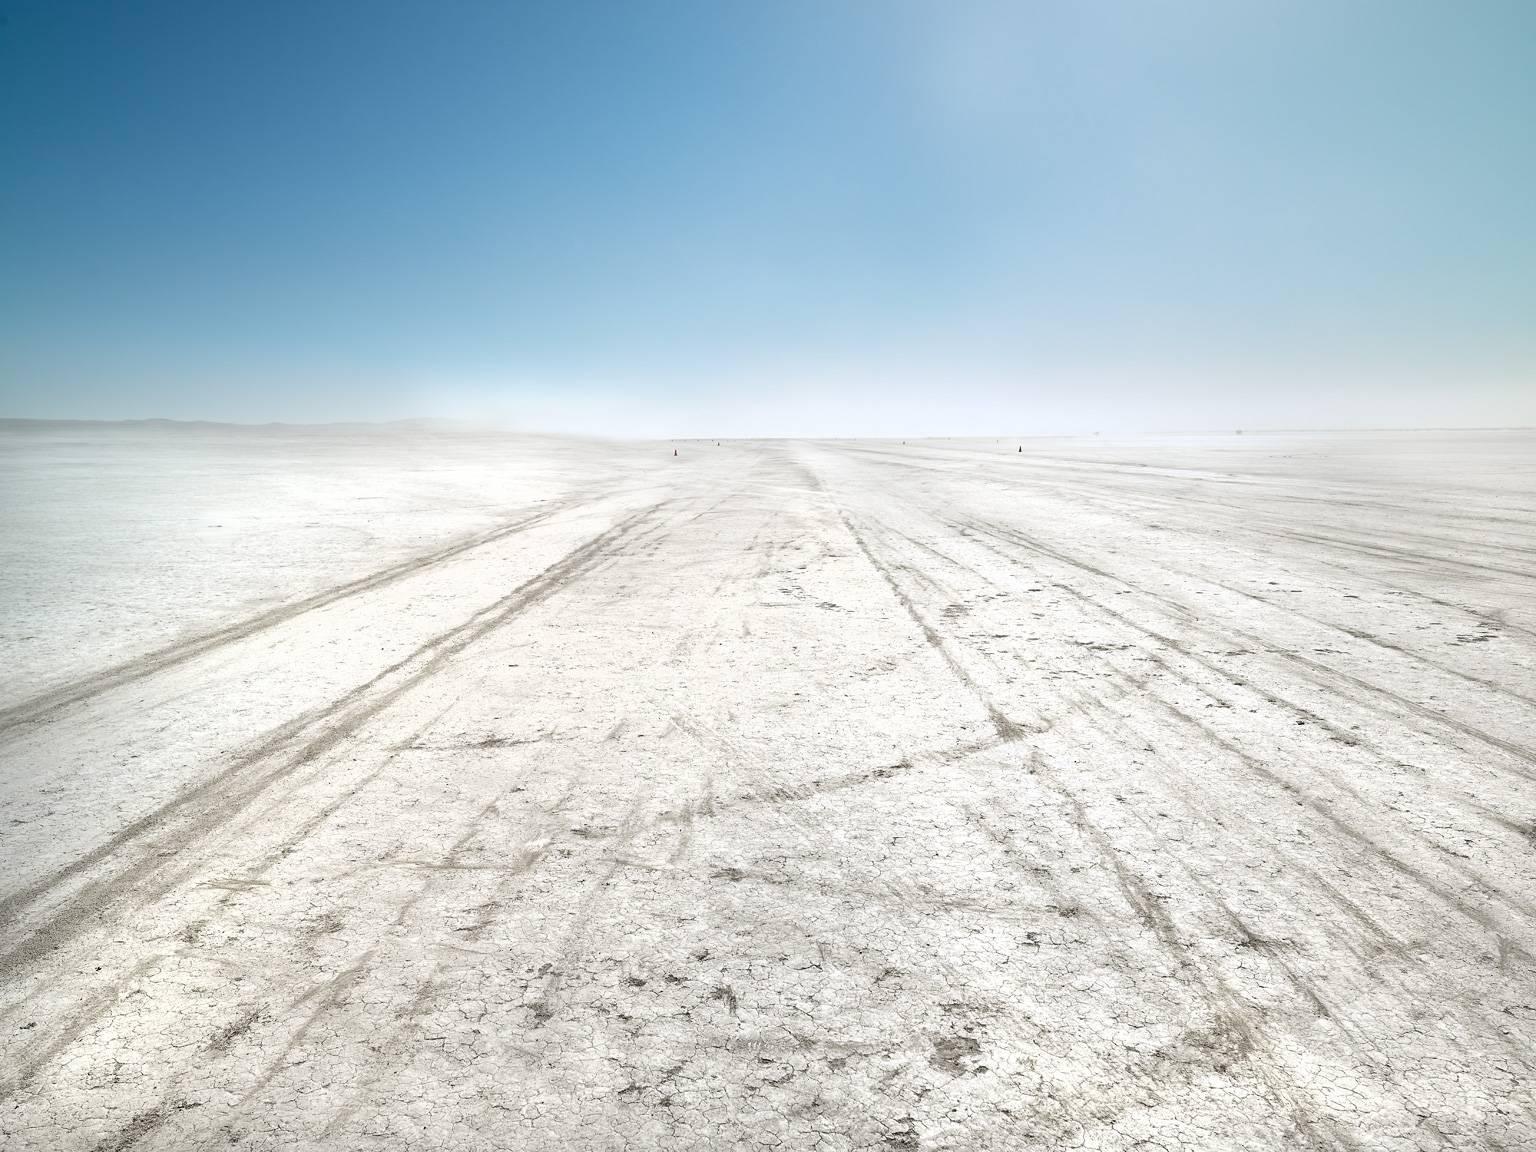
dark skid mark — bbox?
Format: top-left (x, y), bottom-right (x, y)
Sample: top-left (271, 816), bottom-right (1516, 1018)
top-left (89, 1101), bottom-right (196, 1152)
top-left (929, 1034), bottom-right (983, 1075)
top-left (206, 1007), bottom-right (264, 1053)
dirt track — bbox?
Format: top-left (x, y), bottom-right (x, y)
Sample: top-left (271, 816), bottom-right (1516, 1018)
top-left (2, 430), bottom-right (1534, 1150)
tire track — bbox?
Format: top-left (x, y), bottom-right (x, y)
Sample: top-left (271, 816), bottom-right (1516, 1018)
top-left (1074, 688), bottom-right (1536, 1076)
top-left (0, 492), bottom-right (595, 737)
top-left (837, 445), bottom-right (1536, 638)
top-left (942, 515), bottom-right (1536, 941)
top-left (959, 515), bottom-right (1536, 778)
top-left (977, 749), bottom-right (1348, 1151)
top-left (0, 503), bottom-right (664, 985)
top-left (809, 463), bottom-right (1536, 971)
top-left (831, 508), bottom-right (1027, 743)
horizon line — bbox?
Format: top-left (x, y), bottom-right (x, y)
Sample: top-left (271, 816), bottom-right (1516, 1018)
top-left (2, 416), bottom-right (1534, 439)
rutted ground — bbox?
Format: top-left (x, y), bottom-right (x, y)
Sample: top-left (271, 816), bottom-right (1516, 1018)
top-left (1, 429), bottom-right (1534, 1150)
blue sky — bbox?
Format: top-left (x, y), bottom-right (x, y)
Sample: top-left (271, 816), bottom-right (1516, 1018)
top-left (2, 1), bottom-right (1532, 434)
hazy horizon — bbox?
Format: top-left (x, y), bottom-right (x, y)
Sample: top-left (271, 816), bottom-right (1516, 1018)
top-left (8, 414), bottom-right (1536, 441)
top-left (3, 1), bottom-right (1533, 436)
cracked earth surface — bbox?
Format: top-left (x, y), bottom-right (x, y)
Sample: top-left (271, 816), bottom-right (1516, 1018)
top-left (2, 428), bottom-right (1534, 1150)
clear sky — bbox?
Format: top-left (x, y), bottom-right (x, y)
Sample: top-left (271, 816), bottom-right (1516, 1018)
top-left (2, 1), bottom-right (1532, 436)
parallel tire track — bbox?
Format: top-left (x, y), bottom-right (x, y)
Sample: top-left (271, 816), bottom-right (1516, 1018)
top-left (0, 494), bottom-right (594, 738)
top-left (0, 503), bottom-right (663, 992)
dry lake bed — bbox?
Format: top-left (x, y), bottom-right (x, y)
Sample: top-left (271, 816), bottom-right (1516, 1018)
top-left (2, 421), bottom-right (1534, 1151)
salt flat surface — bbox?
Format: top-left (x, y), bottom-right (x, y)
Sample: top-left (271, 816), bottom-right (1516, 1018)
top-left (0, 421), bottom-right (651, 708)
top-left (1, 425), bottom-right (1534, 1150)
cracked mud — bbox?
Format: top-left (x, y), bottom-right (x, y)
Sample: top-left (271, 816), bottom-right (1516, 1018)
top-left (2, 426), bottom-right (1534, 1150)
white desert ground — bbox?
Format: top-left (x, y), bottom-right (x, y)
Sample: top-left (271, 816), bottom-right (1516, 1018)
top-left (1, 420), bottom-right (1534, 1151)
